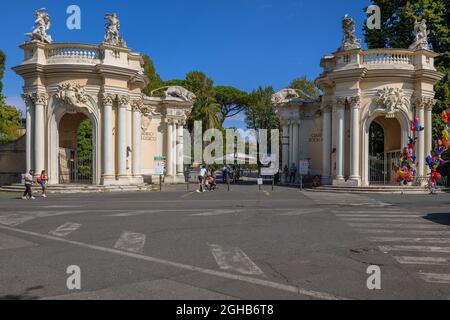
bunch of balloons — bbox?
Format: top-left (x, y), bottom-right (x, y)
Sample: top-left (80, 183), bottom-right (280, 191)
top-left (395, 136), bottom-right (418, 185)
top-left (425, 107), bottom-right (450, 190)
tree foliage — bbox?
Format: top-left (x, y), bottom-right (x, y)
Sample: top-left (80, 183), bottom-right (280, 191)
top-left (245, 86), bottom-right (279, 131)
top-left (288, 77), bottom-right (321, 99)
top-left (363, 0), bottom-right (450, 138)
top-left (214, 86), bottom-right (249, 126)
top-left (142, 55), bottom-right (163, 96)
top-left (0, 105), bottom-right (22, 144)
top-left (0, 50), bottom-right (5, 106)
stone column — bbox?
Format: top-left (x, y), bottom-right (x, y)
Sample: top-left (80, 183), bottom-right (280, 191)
top-left (101, 94), bottom-right (115, 185)
top-left (289, 123), bottom-right (294, 166)
top-left (416, 102), bottom-right (425, 178)
top-left (33, 93), bottom-right (47, 175)
top-left (177, 121), bottom-right (185, 177)
top-left (281, 121), bottom-right (290, 183)
top-left (22, 94), bottom-right (34, 173)
top-left (292, 121), bottom-right (300, 181)
top-left (322, 104), bottom-right (332, 184)
top-left (166, 119), bottom-right (175, 177)
top-left (334, 98), bottom-right (346, 183)
top-left (132, 100), bottom-right (143, 184)
top-left (117, 95), bottom-right (129, 183)
top-left (349, 96), bottom-right (361, 185)
top-left (424, 99), bottom-right (435, 174)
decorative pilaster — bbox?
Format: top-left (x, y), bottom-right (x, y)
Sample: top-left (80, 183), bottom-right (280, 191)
top-left (22, 94), bottom-right (35, 173)
top-left (349, 96), bottom-right (361, 185)
top-left (101, 93), bottom-right (115, 185)
top-left (321, 102), bottom-right (332, 185)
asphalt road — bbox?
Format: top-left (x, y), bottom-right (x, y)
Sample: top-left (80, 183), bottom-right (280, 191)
top-left (0, 185), bottom-right (449, 300)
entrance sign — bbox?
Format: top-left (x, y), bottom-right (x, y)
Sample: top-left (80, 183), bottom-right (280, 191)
top-left (257, 178), bottom-right (263, 185)
top-left (154, 156), bottom-right (166, 176)
top-left (299, 160), bottom-right (310, 176)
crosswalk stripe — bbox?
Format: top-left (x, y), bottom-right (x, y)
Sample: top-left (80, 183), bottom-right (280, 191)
top-left (368, 237), bottom-right (450, 244)
top-left (348, 223), bottom-right (446, 229)
top-left (355, 229), bottom-right (450, 236)
top-left (209, 244), bottom-right (264, 276)
top-left (394, 256), bottom-right (449, 265)
top-left (337, 214), bottom-right (422, 218)
top-left (114, 232), bottom-right (146, 253)
top-left (418, 273), bottom-right (450, 284)
top-left (379, 245), bottom-right (450, 253)
top-left (342, 218), bottom-right (424, 223)
top-left (49, 223), bottom-right (82, 237)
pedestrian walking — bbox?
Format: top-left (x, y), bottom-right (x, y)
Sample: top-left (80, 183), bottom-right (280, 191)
top-left (290, 163), bottom-right (297, 184)
top-left (197, 165), bottom-right (207, 193)
top-left (38, 170), bottom-right (48, 198)
top-left (22, 170), bottom-right (35, 200)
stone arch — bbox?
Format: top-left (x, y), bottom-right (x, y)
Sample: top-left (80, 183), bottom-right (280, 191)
top-left (361, 100), bottom-right (411, 186)
top-left (47, 94), bottom-right (101, 185)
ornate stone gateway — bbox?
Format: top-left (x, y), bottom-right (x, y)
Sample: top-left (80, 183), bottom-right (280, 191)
top-left (274, 16), bottom-right (443, 187)
top-left (13, 10), bottom-right (195, 186)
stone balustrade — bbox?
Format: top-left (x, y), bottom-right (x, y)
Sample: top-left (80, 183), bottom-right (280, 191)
top-left (361, 49), bottom-right (414, 66)
top-left (324, 48), bottom-right (437, 72)
top-left (46, 43), bottom-right (103, 64)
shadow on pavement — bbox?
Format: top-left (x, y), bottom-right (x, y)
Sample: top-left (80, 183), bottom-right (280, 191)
top-left (423, 213), bottom-right (450, 226)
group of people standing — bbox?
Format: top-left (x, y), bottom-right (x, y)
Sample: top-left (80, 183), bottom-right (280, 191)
top-left (197, 166), bottom-right (217, 193)
top-left (22, 169), bottom-right (48, 200)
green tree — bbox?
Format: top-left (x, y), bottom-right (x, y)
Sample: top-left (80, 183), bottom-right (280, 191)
top-left (214, 86), bottom-right (249, 127)
top-left (142, 55), bottom-right (163, 96)
top-left (288, 77), bottom-right (321, 99)
top-left (0, 50), bottom-right (5, 106)
top-left (76, 119), bottom-right (93, 177)
top-left (363, 0), bottom-right (450, 138)
top-left (0, 105), bottom-right (22, 144)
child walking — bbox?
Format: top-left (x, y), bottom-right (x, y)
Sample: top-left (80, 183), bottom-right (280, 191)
top-left (39, 170), bottom-right (48, 198)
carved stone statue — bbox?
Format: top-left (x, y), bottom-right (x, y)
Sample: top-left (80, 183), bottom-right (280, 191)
top-left (104, 13), bottom-right (127, 47)
top-left (55, 83), bottom-right (88, 113)
top-left (151, 86), bottom-right (196, 102)
top-left (25, 8), bottom-right (53, 44)
top-left (271, 89), bottom-right (300, 105)
top-left (377, 88), bottom-right (408, 118)
top-left (409, 19), bottom-right (430, 50)
top-left (339, 15), bottom-right (361, 51)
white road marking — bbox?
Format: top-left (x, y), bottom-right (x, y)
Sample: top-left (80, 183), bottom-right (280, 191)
top-left (190, 210), bottom-right (238, 217)
top-left (342, 218), bottom-right (424, 223)
top-left (208, 244), bottom-right (264, 276)
top-left (394, 256), bottom-right (449, 266)
top-left (379, 245), bottom-right (450, 253)
top-left (276, 208), bottom-right (324, 216)
top-left (355, 229), bottom-right (450, 236)
top-left (418, 273), bottom-right (450, 284)
top-left (114, 232), bottom-right (146, 253)
top-left (368, 237), bottom-right (450, 244)
top-left (0, 215), bottom-right (36, 227)
top-left (348, 223), bottom-right (446, 229)
top-left (49, 223), bottom-right (82, 237)
top-left (0, 224), bottom-right (346, 300)
top-left (337, 214), bottom-right (422, 218)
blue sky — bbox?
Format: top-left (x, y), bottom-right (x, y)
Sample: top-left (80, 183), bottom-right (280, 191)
top-left (1, 0), bottom-right (370, 127)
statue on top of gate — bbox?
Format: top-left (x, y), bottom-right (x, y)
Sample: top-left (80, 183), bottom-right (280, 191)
top-left (104, 13), bottom-right (127, 47)
top-left (409, 19), bottom-right (430, 51)
top-left (339, 15), bottom-right (361, 51)
top-left (25, 8), bottom-right (53, 44)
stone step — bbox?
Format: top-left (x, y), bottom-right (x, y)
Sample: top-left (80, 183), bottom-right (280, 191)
top-left (306, 185), bottom-right (442, 195)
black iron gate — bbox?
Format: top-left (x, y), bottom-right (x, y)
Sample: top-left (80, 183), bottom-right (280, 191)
top-left (369, 151), bottom-right (401, 185)
top-left (59, 148), bottom-right (93, 185)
